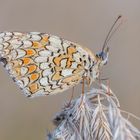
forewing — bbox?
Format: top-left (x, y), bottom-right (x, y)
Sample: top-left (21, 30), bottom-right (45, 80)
top-left (0, 32), bottom-right (85, 97)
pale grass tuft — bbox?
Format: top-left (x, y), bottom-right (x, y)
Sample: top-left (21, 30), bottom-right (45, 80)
top-left (47, 84), bottom-right (140, 140)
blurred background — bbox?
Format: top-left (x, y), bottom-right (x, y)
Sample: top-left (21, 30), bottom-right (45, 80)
top-left (0, 0), bottom-right (140, 140)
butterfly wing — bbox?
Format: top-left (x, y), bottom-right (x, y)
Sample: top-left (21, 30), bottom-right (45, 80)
top-left (0, 32), bottom-right (85, 97)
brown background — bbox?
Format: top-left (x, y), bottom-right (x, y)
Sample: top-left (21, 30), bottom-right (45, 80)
top-left (0, 0), bottom-right (140, 140)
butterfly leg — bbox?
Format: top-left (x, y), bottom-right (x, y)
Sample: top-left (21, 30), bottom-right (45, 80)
top-left (89, 76), bottom-right (110, 103)
top-left (85, 77), bottom-right (90, 91)
top-left (66, 86), bottom-right (75, 107)
top-left (97, 77), bottom-right (112, 96)
top-left (82, 77), bottom-right (85, 95)
top-left (79, 77), bottom-right (86, 107)
top-left (106, 79), bottom-right (112, 96)
top-left (71, 86), bottom-right (75, 101)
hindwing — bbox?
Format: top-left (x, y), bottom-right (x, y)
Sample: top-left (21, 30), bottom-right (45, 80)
top-left (0, 32), bottom-right (86, 97)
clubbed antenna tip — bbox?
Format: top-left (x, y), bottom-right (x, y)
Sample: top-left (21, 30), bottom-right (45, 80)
top-left (118, 15), bottom-right (122, 19)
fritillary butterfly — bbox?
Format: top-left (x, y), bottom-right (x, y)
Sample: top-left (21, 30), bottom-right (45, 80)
top-left (0, 16), bottom-right (122, 97)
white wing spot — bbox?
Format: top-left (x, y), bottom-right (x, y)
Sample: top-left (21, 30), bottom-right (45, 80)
top-left (61, 69), bottom-right (73, 77)
top-left (4, 36), bottom-right (11, 42)
top-left (30, 32), bottom-right (41, 35)
top-left (0, 44), bottom-right (4, 50)
top-left (20, 67), bottom-right (28, 76)
top-left (5, 32), bottom-right (13, 36)
top-left (45, 45), bottom-right (59, 52)
top-left (22, 77), bottom-right (29, 87)
top-left (16, 49), bottom-right (26, 58)
top-left (71, 62), bottom-right (78, 69)
top-left (14, 32), bottom-right (23, 36)
top-left (0, 32), bottom-right (5, 37)
top-left (40, 77), bottom-right (49, 86)
top-left (40, 62), bottom-right (50, 70)
top-left (23, 40), bottom-right (32, 48)
top-left (60, 58), bottom-right (67, 68)
top-left (49, 36), bottom-right (62, 49)
top-left (31, 89), bottom-right (46, 98)
top-left (31, 35), bottom-right (42, 41)
top-left (10, 39), bottom-right (22, 49)
top-left (39, 50), bottom-right (51, 56)
top-left (42, 69), bottom-right (52, 77)
top-left (17, 77), bottom-right (29, 88)
top-left (35, 56), bottom-right (48, 63)
top-left (0, 38), bottom-right (3, 43)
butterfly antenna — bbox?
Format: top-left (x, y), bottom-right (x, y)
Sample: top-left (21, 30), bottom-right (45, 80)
top-left (102, 15), bottom-right (122, 52)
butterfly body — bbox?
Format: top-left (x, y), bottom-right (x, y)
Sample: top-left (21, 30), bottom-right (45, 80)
top-left (0, 32), bottom-right (103, 97)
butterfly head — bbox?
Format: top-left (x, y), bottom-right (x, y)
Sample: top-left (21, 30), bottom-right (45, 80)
top-left (88, 47), bottom-right (109, 83)
top-left (96, 47), bottom-right (109, 66)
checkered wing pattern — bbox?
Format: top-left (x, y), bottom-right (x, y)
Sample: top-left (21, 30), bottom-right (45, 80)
top-left (0, 32), bottom-right (87, 97)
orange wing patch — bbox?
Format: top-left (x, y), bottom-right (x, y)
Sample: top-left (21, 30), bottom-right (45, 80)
top-left (29, 83), bottom-right (38, 93)
top-left (33, 36), bottom-right (49, 48)
top-left (33, 42), bottom-right (42, 48)
top-left (15, 67), bottom-right (21, 76)
top-left (66, 57), bottom-right (73, 68)
top-left (67, 46), bottom-right (77, 55)
top-left (30, 73), bottom-right (39, 82)
top-left (53, 55), bottom-right (63, 66)
top-left (22, 57), bottom-right (32, 65)
top-left (41, 36), bottom-right (49, 45)
top-left (52, 71), bottom-right (62, 81)
top-left (26, 49), bottom-right (36, 57)
top-left (28, 64), bottom-right (37, 74)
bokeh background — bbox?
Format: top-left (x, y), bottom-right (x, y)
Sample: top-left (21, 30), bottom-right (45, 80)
top-left (0, 0), bottom-right (140, 140)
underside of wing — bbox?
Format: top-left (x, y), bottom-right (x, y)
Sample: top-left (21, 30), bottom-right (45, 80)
top-left (0, 32), bottom-right (85, 97)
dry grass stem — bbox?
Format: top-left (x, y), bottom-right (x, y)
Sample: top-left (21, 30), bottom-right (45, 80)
top-left (48, 84), bottom-right (140, 140)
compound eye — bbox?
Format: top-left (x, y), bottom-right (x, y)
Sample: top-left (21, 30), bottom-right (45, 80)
top-left (96, 52), bottom-right (105, 60)
top-left (102, 52), bottom-right (107, 60)
top-left (96, 53), bottom-right (101, 58)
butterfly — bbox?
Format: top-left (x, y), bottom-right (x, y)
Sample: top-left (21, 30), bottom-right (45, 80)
top-left (0, 16), bottom-right (122, 97)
